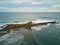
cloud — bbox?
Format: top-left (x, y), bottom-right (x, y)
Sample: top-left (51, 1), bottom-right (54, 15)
top-left (0, 6), bottom-right (49, 12)
top-left (0, 0), bottom-right (31, 3)
top-left (0, 7), bottom-right (59, 12)
top-left (31, 1), bottom-right (44, 4)
top-left (0, 0), bottom-right (60, 12)
top-left (52, 4), bottom-right (60, 8)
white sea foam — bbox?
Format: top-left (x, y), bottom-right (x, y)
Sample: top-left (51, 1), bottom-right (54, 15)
top-left (32, 19), bottom-right (54, 24)
top-left (0, 24), bottom-right (5, 27)
top-left (0, 30), bottom-right (24, 45)
top-left (59, 23), bottom-right (60, 25)
top-left (31, 25), bottom-right (48, 31)
top-left (6, 21), bottom-right (29, 24)
top-left (31, 19), bottom-right (55, 31)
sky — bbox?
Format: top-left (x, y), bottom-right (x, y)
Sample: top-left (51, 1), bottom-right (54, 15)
top-left (0, 0), bottom-right (60, 12)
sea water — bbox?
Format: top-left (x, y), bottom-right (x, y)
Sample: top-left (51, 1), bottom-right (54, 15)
top-left (0, 12), bottom-right (60, 45)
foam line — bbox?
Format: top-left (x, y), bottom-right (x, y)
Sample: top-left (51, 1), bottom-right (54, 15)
top-left (32, 19), bottom-right (54, 24)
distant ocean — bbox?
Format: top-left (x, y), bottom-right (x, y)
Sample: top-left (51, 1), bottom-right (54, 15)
top-left (0, 12), bottom-right (60, 45)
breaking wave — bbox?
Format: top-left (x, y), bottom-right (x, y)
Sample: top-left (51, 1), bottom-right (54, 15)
top-left (32, 19), bottom-right (54, 24)
top-left (31, 19), bottom-right (56, 31)
top-left (0, 29), bottom-right (24, 45)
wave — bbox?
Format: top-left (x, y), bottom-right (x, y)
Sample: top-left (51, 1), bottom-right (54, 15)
top-left (31, 19), bottom-right (60, 31)
top-left (31, 25), bottom-right (47, 31)
top-left (31, 19), bottom-right (56, 31)
top-left (32, 19), bottom-right (54, 24)
top-left (0, 29), bottom-right (24, 45)
top-left (31, 23), bottom-right (53, 31)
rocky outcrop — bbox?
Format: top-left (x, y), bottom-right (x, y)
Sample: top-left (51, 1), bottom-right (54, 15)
top-left (0, 21), bottom-right (57, 30)
top-left (0, 21), bottom-right (58, 36)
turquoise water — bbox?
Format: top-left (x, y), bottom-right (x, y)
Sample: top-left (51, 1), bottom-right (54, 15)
top-left (0, 12), bottom-right (60, 45)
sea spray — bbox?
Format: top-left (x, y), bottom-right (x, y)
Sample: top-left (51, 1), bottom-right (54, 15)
top-left (32, 19), bottom-right (54, 24)
top-left (31, 25), bottom-right (51, 31)
top-left (0, 29), bottom-right (24, 45)
top-left (31, 19), bottom-right (57, 31)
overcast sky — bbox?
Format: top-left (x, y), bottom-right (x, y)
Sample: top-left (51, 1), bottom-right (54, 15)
top-left (0, 0), bottom-right (60, 12)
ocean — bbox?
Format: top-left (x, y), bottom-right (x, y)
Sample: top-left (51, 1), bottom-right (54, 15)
top-left (0, 12), bottom-right (60, 45)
